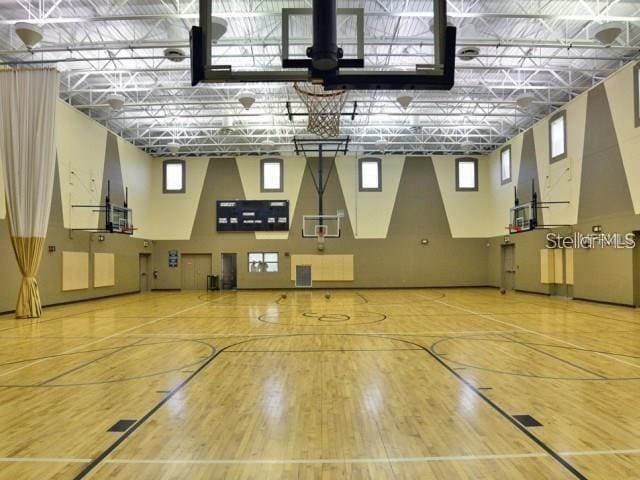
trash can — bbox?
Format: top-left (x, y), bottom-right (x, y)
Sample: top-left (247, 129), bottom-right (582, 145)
top-left (207, 275), bottom-right (219, 291)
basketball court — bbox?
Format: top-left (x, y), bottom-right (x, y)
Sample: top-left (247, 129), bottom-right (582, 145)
top-left (1, 1), bottom-right (640, 479)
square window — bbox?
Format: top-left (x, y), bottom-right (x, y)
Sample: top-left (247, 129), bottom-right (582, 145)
top-left (261, 159), bottom-right (283, 192)
top-left (248, 252), bottom-right (278, 273)
top-left (456, 158), bottom-right (478, 191)
top-left (549, 111), bottom-right (567, 162)
top-left (501, 147), bottom-right (511, 184)
top-left (359, 158), bottom-right (382, 191)
top-left (163, 160), bottom-right (185, 193)
top-left (264, 253), bottom-right (278, 263)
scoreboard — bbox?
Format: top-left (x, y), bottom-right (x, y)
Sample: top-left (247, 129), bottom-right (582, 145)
top-left (216, 200), bottom-right (289, 232)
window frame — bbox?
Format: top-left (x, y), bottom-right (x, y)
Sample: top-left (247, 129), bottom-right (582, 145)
top-left (247, 252), bottom-right (279, 273)
top-left (634, 62), bottom-right (640, 128)
top-left (500, 145), bottom-right (512, 185)
top-left (455, 157), bottom-right (478, 192)
top-left (358, 157), bottom-right (382, 192)
top-left (162, 159), bottom-right (186, 194)
top-left (548, 110), bottom-right (567, 163)
top-left (260, 158), bottom-right (284, 193)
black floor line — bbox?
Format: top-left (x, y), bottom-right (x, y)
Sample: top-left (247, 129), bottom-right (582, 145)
top-left (72, 331), bottom-right (590, 480)
top-left (410, 341), bottom-right (588, 479)
top-left (499, 334), bottom-right (607, 380)
top-left (39, 338), bottom-right (148, 386)
top-left (72, 340), bottom-right (233, 479)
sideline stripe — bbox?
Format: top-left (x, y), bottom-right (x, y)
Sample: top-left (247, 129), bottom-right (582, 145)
top-left (2, 448), bottom-right (639, 465)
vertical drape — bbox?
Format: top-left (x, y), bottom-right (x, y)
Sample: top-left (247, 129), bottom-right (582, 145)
top-left (0, 68), bottom-right (59, 318)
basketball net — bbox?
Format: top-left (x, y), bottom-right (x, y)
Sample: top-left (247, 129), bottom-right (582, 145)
top-left (317, 229), bottom-right (326, 251)
top-left (294, 82), bottom-right (348, 138)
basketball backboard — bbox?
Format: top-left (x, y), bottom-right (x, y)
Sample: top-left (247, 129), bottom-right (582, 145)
top-left (192, 0), bottom-right (456, 90)
top-left (509, 203), bottom-right (536, 234)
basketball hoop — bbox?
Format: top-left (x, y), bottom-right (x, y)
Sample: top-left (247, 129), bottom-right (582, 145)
top-left (316, 224), bottom-right (327, 251)
top-left (294, 82), bottom-right (348, 138)
top-left (121, 225), bottom-right (137, 235)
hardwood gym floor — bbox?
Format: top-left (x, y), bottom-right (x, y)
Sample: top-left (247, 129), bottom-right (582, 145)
top-left (0, 289), bottom-right (638, 480)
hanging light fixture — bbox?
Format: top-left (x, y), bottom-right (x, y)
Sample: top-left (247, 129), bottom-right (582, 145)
top-left (396, 95), bottom-right (413, 110)
top-left (515, 92), bottom-right (536, 110)
top-left (15, 22), bottom-right (43, 49)
top-left (105, 93), bottom-right (126, 110)
top-left (238, 91), bottom-right (256, 110)
top-left (167, 142), bottom-right (181, 155)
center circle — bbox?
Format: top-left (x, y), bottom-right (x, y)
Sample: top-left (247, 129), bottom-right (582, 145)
top-left (259, 310), bottom-right (386, 326)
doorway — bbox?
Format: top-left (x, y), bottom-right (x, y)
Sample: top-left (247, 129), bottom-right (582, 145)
top-left (501, 244), bottom-right (516, 291)
top-left (181, 254), bottom-right (212, 290)
top-left (221, 253), bottom-right (237, 290)
top-left (139, 253), bottom-right (151, 292)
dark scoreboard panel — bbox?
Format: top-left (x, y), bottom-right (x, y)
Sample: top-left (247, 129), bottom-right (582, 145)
top-left (217, 200), bottom-right (289, 232)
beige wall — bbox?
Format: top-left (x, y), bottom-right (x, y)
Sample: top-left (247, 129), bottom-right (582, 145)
top-left (484, 61), bottom-right (640, 304)
top-left (146, 156), bottom-right (209, 240)
top-left (605, 63), bottom-right (640, 214)
top-left (433, 155), bottom-right (491, 238)
top-left (0, 100), bottom-right (154, 313)
top-left (150, 156), bottom-right (490, 290)
top-left (3, 62), bottom-right (640, 307)
top-left (336, 155), bottom-right (405, 239)
top-left (55, 101), bottom-right (108, 230)
top-left (236, 155), bottom-right (306, 240)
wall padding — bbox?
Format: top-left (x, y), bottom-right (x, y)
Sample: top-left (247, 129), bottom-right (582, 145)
top-left (290, 254), bottom-right (354, 282)
top-left (540, 249), bottom-right (555, 284)
top-left (94, 253), bottom-right (115, 288)
top-left (62, 251), bottom-right (89, 291)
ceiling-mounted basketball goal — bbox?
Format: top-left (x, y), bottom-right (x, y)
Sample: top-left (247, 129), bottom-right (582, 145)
top-left (191, 0), bottom-right (456, 91)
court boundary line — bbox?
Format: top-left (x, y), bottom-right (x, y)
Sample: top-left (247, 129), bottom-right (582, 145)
top-left (3, 446), bottom-right (640, 466)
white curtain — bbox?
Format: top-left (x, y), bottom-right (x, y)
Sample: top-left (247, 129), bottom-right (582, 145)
top-left (0, 68), bottom-right (59, 318)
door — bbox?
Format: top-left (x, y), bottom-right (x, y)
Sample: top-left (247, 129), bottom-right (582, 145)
top-left (501, 244), bottom-right (516, 291)
top-left (221, 253), bottom-right (237, 290)
top-left (181, 254), bottom-right (212, 290)
top-left (139, 254), bottom-right (151, 292)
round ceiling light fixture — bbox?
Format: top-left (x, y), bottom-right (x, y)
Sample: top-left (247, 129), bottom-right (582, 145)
top-left (262, 139), bottom-right (276, 151)
top-left (593, 23), bottom-right (623, 46)
top-left (238, 91), bottom-right (256, 110)
top-left (167, 142), bottom-right (181, 155)
top-left (105, 93), bottom-right (126, 110)
top-left (457, 46), bottom-right (480, 61)
top-left (397, 95), bottom-right (413, 110)
top-left (461, 141), bottom-right (474, 152)
top-left (515, 92), bottom-right (536, 110)
top-left (15, 22), bottom-right (43, 49)
top-left (376, 139), bottom-right (389, 151)
top-left (163, 47), bottom-right (186, 63)
top-left (211, 16), bottom-right (228, 43)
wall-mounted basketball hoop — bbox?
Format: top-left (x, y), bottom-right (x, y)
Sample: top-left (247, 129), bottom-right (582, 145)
top-left (508, 179), bottom-right (570, 234)
top-left (71, 180), bottom-right (135, 236)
